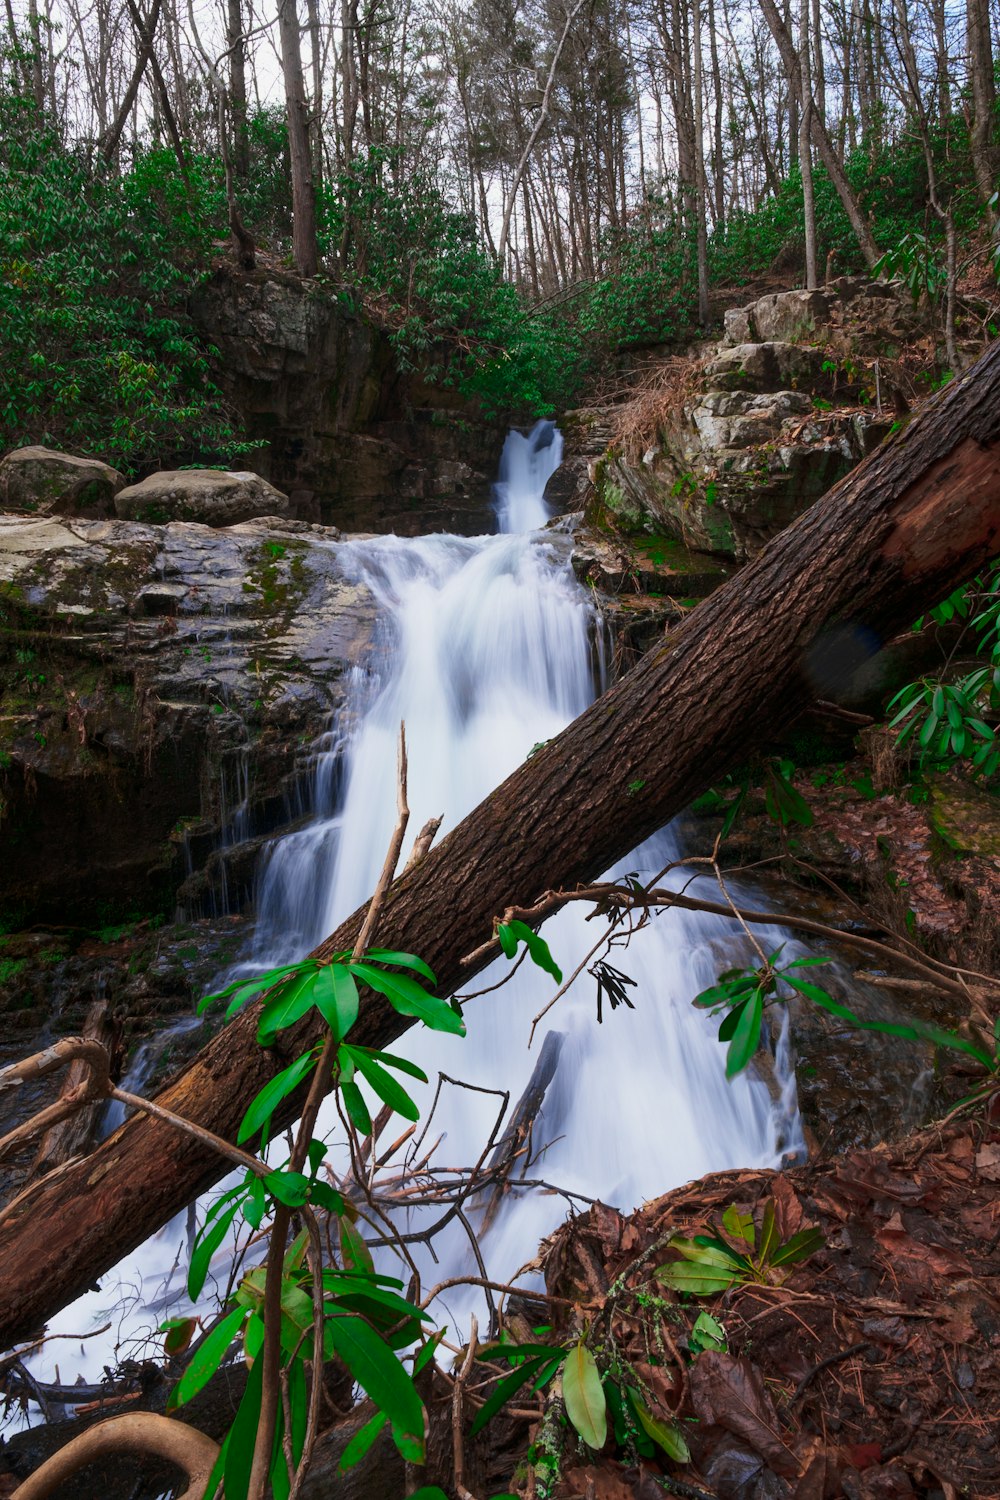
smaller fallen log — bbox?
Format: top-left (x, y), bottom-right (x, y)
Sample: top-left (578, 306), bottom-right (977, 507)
top-left (481, 1029), bottom-right (565, 1232)
top-left (11, 1412), bottom-right (219, 1500)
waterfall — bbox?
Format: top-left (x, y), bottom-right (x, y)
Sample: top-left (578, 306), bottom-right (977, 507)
top-left (244, 420), bottom-right (799, 1306)
top-left (21, 422), bottom-right (802, 1396)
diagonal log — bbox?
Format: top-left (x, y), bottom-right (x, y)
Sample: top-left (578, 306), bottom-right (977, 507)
top-left (3, 343), bottom-right (1000, 1347)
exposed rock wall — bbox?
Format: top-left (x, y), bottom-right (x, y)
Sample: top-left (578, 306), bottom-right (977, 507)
top-left (190, 267), bottom-right (506, 534)
top-left (0, 513), bottom-right (375, 924)
top-left (576, 278), bottom-right (937, 560)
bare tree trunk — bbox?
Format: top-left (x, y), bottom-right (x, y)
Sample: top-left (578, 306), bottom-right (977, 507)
top-left (100, 0), bottom-right (164, 164)
top-left (496, 0), bottom-right (584, 266)
top-left (800, 0), bottom-right (819, 287)
top-left (760, 0), bottom-right (881, 266)
top-left (279, 0), bottom-right (318, 276)
top-left (5, 340), bottom-right (1000, 1348)
top-left (967, 0), bottom-right (999, 227)
top-left (227, 0), bottom-right (250, 176)
top-left (692, 0), bottom-right (710, 327)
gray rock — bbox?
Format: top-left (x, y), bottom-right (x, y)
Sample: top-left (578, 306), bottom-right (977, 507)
top-left (750, 288), bottom-right (833, 343)
top-left (722, 306), bottom-right (754, 346)
top-left (114, 469), bottom-right (289, 527)
top-left (0, 445), bottom-right (124, 517)
top-left (0, 514), bottom-right (375, 923)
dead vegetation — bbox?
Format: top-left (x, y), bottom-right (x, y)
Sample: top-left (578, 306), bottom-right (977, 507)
top-left (539, 1116), bottom-right (1000, 1500)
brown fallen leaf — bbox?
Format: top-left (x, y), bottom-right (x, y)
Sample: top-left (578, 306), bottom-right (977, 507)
top-left (771, 1175), bottom-right (803, 1240)
top-left (688, 1351), bottom-right (800, 1478)
top-left (975, 1144), bottom-right (1000, 1182)
top-left (561, 1463), bottom-right (633, 1500)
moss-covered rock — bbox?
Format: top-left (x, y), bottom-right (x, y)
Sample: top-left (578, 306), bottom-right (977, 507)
top-left (0, 512), bottom-right (375, 925)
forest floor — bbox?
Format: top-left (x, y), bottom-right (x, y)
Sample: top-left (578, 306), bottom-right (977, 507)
top-left (541, 1114), bottom-right (1000, 1500)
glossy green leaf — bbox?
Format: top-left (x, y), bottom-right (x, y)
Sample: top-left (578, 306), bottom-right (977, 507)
top-left (497, 923), bottom-right (519, 959)
top-left (265, 1169), bottom-right (312, 1208)
top-left (722, 1205), bottom-right (755, 1249)
top-left (188, 1199), bottom-right (243, 1301)
top-left (361, 1047), bottom-right (429, 1083)
top-left (325, 1315), bottom-right (425, 1458)
top-left (257, 970), bottom-right (320, 1045)
top-left (242, 1175), bottom-right (266, 1230)
top-left (340, 1215), bottom-right (375, 1274)
top-left (169, 1304), bottom-right (246, 1411)
top-left (312, 963), bottom-right (359, 1041)
top-left (341, 1078), bottom-right (373, 1135)
top-left (631, 1397), bottom-right (690, 1462)
top-left (782, 976), bottom-right (860, 1022)
top-left (562, 1341), bottom-right (606, 1449)
top-left (348, 963), bottom-right (466, 1036)
top-left (688, 1311), bottom-right (727, 1353)
top-left (365, 949), bottom-right (438, 985)
top-left (469, 1355), bottom-right (548, 1435)
top-left (237, 1049), bottom-right (318, 1144)
top-left (343, 1045), bottom-right (420, 1121)
top-left (224, 1340), bottom-right (264, 1499)
top-left (768, 1226), bottom-right (825, 1268)
top-left (505, 919), bottom-right (563, 982)
top-left (198, 962), bottom-right (309, 1016)
top-left (725, 988), bottom-right (762, 1077)
top-left (339, 1410), bottom-right (388, 1472)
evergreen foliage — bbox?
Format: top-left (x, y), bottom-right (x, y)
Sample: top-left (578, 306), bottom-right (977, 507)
top-left (0, 50), bottom-right (250, 473)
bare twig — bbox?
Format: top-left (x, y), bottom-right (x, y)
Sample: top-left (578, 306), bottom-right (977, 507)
top-left (452, 1314), bottom-right (479, 1500)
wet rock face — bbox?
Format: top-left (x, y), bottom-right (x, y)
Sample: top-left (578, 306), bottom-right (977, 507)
top-left (114, 469), bottom-right (289, 527)
top-left (190, 267), bottom-right (505, 533)
top-left (581, 277), bottom-right (930, 561)
top-left (0, 445), bottom-right (125, 518)
top-left (0, 512), bottom-right (376, 925)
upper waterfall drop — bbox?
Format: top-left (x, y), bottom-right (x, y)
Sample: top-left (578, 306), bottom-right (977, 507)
top-left (494, 419), bottom-right (563, 532)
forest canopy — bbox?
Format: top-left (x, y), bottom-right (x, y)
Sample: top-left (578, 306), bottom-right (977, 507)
top-left (2, 0), bottom-right (1000, 465)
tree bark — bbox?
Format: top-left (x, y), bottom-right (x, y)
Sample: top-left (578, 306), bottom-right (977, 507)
top-left (5, 346), bottom-right (1000, 1348)
top-left (278, 0), bottom-right (318, 277)
top-left (760, 0), bottom-right (881, 267)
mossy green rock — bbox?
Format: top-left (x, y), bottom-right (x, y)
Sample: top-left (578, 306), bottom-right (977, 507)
top-left (0, 445), bottom-right (124, 518)
top-left (930, 778), bottom-right (1000, 858)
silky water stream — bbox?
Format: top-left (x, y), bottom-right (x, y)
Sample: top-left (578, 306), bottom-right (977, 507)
top-left (23, 423), bottom-right (803, 1399)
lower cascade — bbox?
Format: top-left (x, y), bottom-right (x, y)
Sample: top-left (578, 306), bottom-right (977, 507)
top-left (28, 422), bottom-right (803, 1380)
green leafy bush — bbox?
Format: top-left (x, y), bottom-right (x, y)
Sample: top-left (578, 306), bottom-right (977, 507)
top-left (0, 59), bottom-right (250, 472)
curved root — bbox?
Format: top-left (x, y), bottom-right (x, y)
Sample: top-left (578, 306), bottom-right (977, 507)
top-left (14, 1411), bottom-right (219, 1499)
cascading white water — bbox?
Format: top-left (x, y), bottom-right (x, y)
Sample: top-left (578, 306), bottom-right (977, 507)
top-left (20, 423), bottom-right (802, 1401)
top-left (244, 420), bottom-right (800, 1310)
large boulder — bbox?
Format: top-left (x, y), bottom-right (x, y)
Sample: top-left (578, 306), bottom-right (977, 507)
top-left (0, 446), bottom-right (124, 517)
top-left (0, 513), bottom-right (374, 925)
top-left (114, 469), bottom-right (289, 526)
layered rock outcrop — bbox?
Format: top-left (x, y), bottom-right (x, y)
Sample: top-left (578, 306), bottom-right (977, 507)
top-left (190, 267), bottom-right (505, 533)
top-left (577, 278), bottom-right (934, 560)
top-left (0, 513), bottom-right (375, 923)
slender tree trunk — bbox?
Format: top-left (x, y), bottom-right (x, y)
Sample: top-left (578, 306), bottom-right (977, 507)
top-left (692, 0), bottom-right (711, 327)
top-left (707, 0), bottom-right (725, 228)
top-left (760, 0), bottom-right (882, 265)
top-left (5, 341), bottom-right (1000, 1349)
top-left (279, 0), bottom-right (318, 276)
top-left (800, 0), bottom-right (819, 287)
top-left (227, 0), bottom-right (250, 176)
top-left (496, 0), bottom-right (584, 266)
top-left (967, 0), bottom-right (999, 225)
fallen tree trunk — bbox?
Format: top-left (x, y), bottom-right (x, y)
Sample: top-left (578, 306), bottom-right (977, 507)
top-left (3, 344), bottom-right (1000, 1347)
